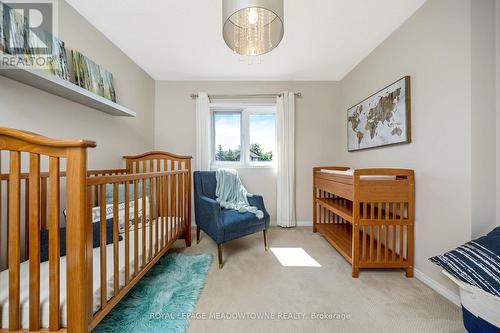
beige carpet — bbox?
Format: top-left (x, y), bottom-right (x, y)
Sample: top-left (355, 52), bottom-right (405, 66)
top-left (172, 227), bottom-right (464, 333)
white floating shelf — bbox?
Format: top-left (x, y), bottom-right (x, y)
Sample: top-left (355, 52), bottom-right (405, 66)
top-left (0, 61), bottom-right (136, 117)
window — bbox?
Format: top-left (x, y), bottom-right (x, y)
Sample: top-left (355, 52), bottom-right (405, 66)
top-left (212, 105), bottom-right (276, 167)
top-left (249, 114), bottom-right (276, 162)
top-left (214, 112), bottom-right (241, 162)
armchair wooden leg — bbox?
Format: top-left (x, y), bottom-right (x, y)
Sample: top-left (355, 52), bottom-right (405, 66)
top-left (263, 229), bottom-right (269, 251)
top-left (196, 226), bottom-right (200, 244)
top-left (218, 244), bottom-right (223, 269)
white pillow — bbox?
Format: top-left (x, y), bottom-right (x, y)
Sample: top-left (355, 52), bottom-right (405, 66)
top-left (91, 197), bottom-right (150, 232)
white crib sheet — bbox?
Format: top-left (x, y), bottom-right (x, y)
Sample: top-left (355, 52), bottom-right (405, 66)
top-left (0, 217), bottom-right (182, 329)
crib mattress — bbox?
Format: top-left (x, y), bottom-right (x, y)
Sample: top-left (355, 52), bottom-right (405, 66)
top-left (0, 217), bottom-right (182, 329)
top-left (319, 169), bottom-right (396, 180)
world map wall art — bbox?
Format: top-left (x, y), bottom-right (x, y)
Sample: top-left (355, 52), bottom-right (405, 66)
top-left (347, 76), bottom-right (411, 152)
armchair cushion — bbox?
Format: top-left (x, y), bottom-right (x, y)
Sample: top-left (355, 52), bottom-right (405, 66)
top-left (221, 209), bottom-right (265, 233)
top-left (221, 209), bottom-right (269, 243)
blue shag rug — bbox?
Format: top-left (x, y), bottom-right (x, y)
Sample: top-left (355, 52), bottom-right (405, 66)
top-left (92, 253), bottom-right (212, 333)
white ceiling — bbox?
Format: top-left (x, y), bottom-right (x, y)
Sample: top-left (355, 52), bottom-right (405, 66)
top-left (65, 0), bottom-right (426, 81)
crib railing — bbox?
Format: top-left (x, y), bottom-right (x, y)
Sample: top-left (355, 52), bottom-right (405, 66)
top-left (0, 169), bottom-right (127, 264)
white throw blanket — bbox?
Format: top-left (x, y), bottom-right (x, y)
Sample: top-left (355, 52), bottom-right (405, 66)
top-left (215, 168), bottom-right (264, 219)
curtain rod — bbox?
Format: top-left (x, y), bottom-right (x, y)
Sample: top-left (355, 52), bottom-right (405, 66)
top-left (189, 92), bottom-right (302, 100)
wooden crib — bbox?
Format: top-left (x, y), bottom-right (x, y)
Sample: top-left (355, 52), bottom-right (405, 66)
top-left (313, 167), bottom-right (415, 278)
top-left (0, 127), bottom-right (192, 332)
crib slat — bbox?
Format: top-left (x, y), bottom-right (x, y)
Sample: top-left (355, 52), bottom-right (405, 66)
top-left (6, 179), bottom-right (9, 260)
top-left (99, 184), bottom-right (107, 308)
top-left (175, 173), bottom-right (179, 236)
top-left (133, 180), bottom-right (139, 276)
top-left (29, 154), bottom-right (41, 330)
top-left (179, 168), bottom-right (183, 232)
top-left (169, 161), bottom-right (174, 240)
top-left (113, 184), bottom-right (119, 295)
top-left (167, 174), bottom-right (171, 243)
top-left (172, 164), bottom-right (176, 236)
top-left (41, 177), bottom-right (47, 230)
top-left (156, 160), bottom-right (161, 229)
top-left (179, 171), bottom-right (184, 231)
top-left (93, 184), bottom-right (99, 207)
top-left (159, 176), bottom-right (163, 248)
top-left (163, 159), bottom-right (168, 244)
top-left (24, 178), bottom-right (29, 260)
top-left (48, 156), bottom-right (60, 331)
top-left (179, 171), bottom-right (182, 234)
top-left (156, 176), bottom-right (160, 255)
top-left (182, 171), bottom-right (186, 232)
top-left (149, 177), bottom-right (153, 261)
top-left (141, 178), bottom-right (146, 268)
top-left (124, 181), bottom-right (130, 284)
top-left (8, 151), bottom-right (21, 330)
top-left (86, 184), bottom-right (94, 321)
top-left (163, 175), bottom-right (168, 246)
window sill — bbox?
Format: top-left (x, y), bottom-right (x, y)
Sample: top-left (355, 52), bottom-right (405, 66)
top-left (211, 164), bottom-right (276, 170)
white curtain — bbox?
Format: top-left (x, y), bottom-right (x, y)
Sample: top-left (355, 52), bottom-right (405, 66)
top-left (276, 92), bottom-right (296, 227)
top-left (195, 92), bottom-right (211, 171)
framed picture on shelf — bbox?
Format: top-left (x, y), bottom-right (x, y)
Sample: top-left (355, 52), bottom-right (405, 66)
top-left (25, 33), bottom-right (70, 81)
top-left (72, 49), bottom-right (117, 102)
top-left (1, 1), bottom-right (70, 80)
top-left (0, 3), bottom-right (5, 53)
top-left (347, 76), bottom-right (411, 152)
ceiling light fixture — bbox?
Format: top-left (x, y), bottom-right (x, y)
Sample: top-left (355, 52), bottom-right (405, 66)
top-left (223, 0), bottom-right (284, 56)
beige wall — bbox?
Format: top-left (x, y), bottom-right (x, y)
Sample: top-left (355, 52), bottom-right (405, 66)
top-left (471, 0), bottom-right (497, 237)
top-left (154, 81), bottom-right (340, 224)
top-left (1, 0), bottom-right (155, 170)
top-left (338, 0), bottom-right (472, 294)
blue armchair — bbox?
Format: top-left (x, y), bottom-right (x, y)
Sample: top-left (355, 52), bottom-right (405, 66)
top-left (194, 171), bottom-right (270, 268)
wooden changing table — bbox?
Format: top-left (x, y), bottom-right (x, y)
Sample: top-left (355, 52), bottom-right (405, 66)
top-left (313, 167), bottom-right (415, 277)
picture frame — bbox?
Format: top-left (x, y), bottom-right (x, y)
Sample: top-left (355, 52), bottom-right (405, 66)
top-left (72, 49), bottom-right (117, 102)
top-left (347, 76), bottom-right (411, 152)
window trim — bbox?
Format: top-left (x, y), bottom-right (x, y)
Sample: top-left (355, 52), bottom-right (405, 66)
top-left (210, 103), bottom-right (276, 169)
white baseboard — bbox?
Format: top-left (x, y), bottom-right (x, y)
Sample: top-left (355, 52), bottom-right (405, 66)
top-left (269, 220), bottom-right (312, 227)
top-left (414, 268), bottom-right (461, 306)
top-left (296, 220), bottom-right (312, 226)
